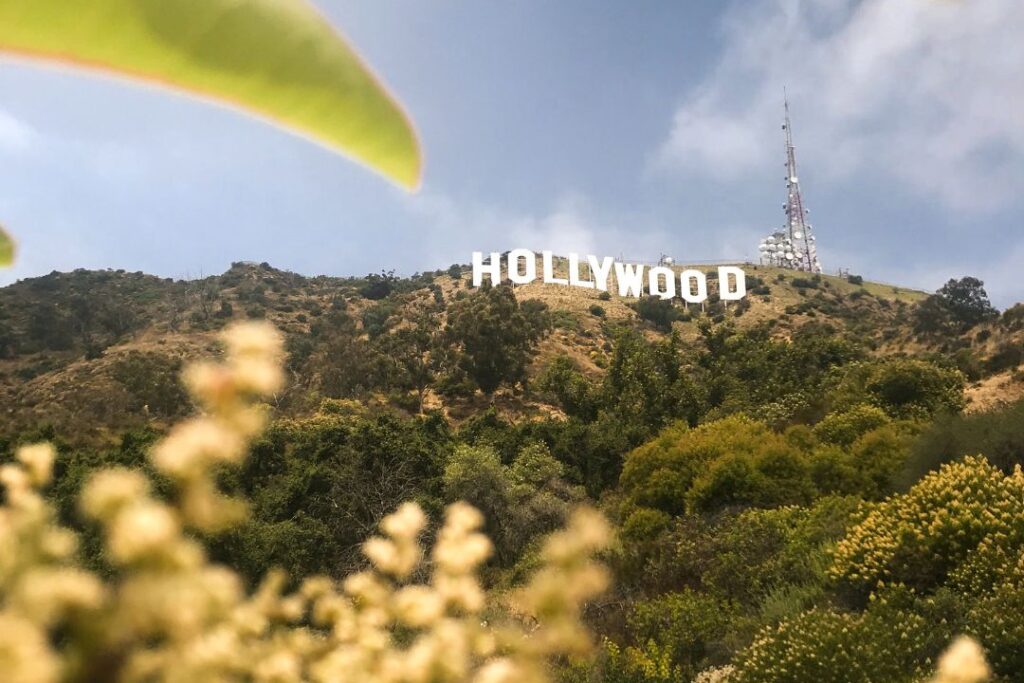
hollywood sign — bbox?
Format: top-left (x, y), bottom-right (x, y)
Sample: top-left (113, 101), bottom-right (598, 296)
top-left (472, 250), bottom-right (747, 302)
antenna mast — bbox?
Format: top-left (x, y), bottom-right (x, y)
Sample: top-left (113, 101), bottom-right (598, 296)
top-left (758, 91), bottom-right (822, 273)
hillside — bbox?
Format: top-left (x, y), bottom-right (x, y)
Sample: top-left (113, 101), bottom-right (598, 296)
top-left (0, 259), bottom-right (1021, 442)
top-left (3, 259), bottom-right (1024, 682)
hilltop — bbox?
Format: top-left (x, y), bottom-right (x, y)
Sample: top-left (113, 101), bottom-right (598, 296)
top-left (0, 259), bottom-right (1021, 443)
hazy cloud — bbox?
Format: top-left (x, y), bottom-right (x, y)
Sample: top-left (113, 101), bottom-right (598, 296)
top-left (658, 0), bottom-right (1024, 211)
top-left (404, 190), bottom-right (681, 268)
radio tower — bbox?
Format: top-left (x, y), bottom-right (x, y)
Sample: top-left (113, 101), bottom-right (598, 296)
top-left (758, 92), bottom-right (822, 273)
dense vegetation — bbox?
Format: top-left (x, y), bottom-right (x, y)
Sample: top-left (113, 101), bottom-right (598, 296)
top-left (2, 263), bottom-right (1023, 681)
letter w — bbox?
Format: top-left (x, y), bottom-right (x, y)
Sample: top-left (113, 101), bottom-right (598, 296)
top-left (614, 262), bottom-right (645, 298)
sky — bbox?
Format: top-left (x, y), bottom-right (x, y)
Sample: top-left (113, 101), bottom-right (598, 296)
top-left (1, 0), bottom-right (1023, 307)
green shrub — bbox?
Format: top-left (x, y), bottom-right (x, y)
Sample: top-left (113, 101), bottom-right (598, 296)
top-left (109, 351), bottom-right (190, 418)
top-left (813, 405), bottom-right (890, 447)
top-left (619, 416), bottom-right (815, 517)
top-left (621, 508), bottom-right (672, 543)
top-left (826, 358), bottom-right (965, 419)
top-left (985, 341), bottom-right (1023, 374)
top-left (537, 355), bottom-right (598, 420)
top-left (900, 398), bottom-right (1024, 483)
top-left (627, 590), bottom-right (735, 679)
top-left (633, 296), bottom-right (680, 332)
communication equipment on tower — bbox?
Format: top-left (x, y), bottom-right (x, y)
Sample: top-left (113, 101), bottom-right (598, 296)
top-left (757, 92), bottom-right (822, 273)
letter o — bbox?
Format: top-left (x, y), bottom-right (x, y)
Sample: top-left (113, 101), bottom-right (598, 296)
top-left (648, 266), bottom-right (676, 300)
top-left (507, 248), bottom-right (536, 285)
top-left (680, 270), bottom-right (708, 303)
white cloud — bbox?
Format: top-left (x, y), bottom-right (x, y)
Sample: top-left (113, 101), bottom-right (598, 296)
top-left (405, 192), bottom-right (597, 259)
top-left (0, 108), bottom-right (36, 152)
top-left (657, 0), bottom-right (1024, 211)
top-left (403, 190), bottom-right (675, 267)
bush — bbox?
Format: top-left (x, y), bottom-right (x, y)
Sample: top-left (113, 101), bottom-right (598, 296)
top-left (633, 296), bottom-right (680, 332)
top-left (813, 405), bottom-right (891, 447)
top-left (984, 341), bottom-right (1023, 374)
top-left (899, 398), bottom-right (1024, 484)
top-left (732, 595), bottom-right (938, 683)
top-left (109, 351), bottom-right (190, 418)
top-left (360, 300), bottom-right (396, 338)
top-left (589, 303), bottom-right (606, 317)
top-left (826, 359), bottom-right (965, 419)
top-left (847, 274), bottom-right (864, 285)
top-left (831, 455), bottom-right (1024, 594)
top-left (537, 355), bottom-right (598, 420)
top-left (626, 590), bottom-right (734, 679)
top-left (1001, 303), bottom-right (1024, 331)
top-left (619, 416), bottom-right (815, 517)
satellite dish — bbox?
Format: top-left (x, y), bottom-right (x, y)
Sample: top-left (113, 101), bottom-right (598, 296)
top-left (793, 231), bottom-right (803, 239)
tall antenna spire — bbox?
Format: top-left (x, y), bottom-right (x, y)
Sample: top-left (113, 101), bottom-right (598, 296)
top-left (758, 91), bottom-right (822, 273)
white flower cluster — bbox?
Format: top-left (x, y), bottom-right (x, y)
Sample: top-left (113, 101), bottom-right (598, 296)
top-left (932, 637), bottom-right (990, 683)
top-left (0, 321), bottom-right (611, 683)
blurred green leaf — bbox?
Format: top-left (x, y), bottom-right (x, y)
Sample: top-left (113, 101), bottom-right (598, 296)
top-left (0, 0), bottom-right (422, 189)
top-left (0, 225), bottom-right (13, 267)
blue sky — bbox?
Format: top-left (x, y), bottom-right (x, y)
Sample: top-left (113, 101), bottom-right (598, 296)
top-left (1, 0), bottom-right (1023, 306)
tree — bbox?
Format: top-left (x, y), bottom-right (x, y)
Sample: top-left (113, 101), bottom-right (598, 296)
top-left (359, 270), bottom-right (397, 300)
top-left (311, 316), bottom-right (394, 398)
top-left (915, 276), bottom-right (998, 333)
top-left (504, 443), bottom-right (584, 559)
top-left (633, 296), bottom-right (681, 332)
top-left (602, 328), bottom-right (704, 435)
top-left (443, 443), bottom-right (512, 561)
top-left (384, 309), bottom-right (444, 414)
top-left (536, 355), bottom-right (599, 420)
top-left (228, 410), bottom-right (452, 579)
top-left (446, 284), bottom-right (550, 395)
top-left (697, 321), bottom-right (863, 427)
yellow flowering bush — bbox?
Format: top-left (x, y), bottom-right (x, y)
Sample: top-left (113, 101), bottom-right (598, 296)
top-left (732, 586), bottom-right (992, 683)
top-left (830, 455), bottom-right (1024, 593)
top-left (731, 588), bottom-right (935, 683)
top-left (0, 322), bottom-right (611, 683)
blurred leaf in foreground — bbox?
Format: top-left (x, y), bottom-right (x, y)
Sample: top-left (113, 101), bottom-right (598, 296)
top-left (0, 0), bottom-right (422, 190)
top-left (0, 225), bottom-right (13, 267)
